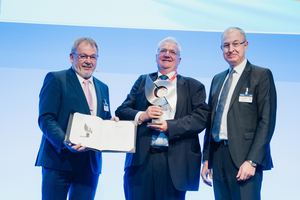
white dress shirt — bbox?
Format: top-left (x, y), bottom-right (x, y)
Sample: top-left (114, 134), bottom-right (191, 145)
top-left (217, 59), bottom-right (247, 141)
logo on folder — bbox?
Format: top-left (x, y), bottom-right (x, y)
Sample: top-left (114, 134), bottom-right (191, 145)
top-left (81, 123), bottom-right (93, 138)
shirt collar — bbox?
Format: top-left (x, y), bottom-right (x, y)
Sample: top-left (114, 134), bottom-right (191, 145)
top-left (75, 72), bottom-right (94, 86)
top-left (157, 71), bottom-right (176, 79)
top-left (230, 58), bottom-right (247, 75)
top-left (229, 59), bottom-right (247, 75)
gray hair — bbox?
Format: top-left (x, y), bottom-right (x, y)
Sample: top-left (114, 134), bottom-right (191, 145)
top-left (157, 37), bottom-right (181, 57)
top-left (71, 37), bottom-right (99, 54)
top-left (221, 27), bottom-right (247, 43)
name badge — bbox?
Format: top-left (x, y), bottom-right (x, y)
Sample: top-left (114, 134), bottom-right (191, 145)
top-left (239, 94), bottom-right (253, 103)
top-left (103, 99), bottom-right (109, 111)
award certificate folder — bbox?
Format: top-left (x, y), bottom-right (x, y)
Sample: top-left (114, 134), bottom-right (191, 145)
top-left (65, 112), bottom-right (137, 153)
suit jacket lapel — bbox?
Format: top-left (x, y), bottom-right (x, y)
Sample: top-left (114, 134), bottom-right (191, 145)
top-left (228, 61), bottom-right (252, 110)
top-left (174, 75), bottom-right (186, 119)
top-left (94, 78), bottom-right (104, 117)
top-left (150, 72), bottom-right (158, 82)
top-left (67, 68), bottom-right (90, 114)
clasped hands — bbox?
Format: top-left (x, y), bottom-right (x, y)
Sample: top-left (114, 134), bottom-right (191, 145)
top-left (64, 116), bottom-right (119, 152)
top-left (139, 105), bottom-right (168, 133)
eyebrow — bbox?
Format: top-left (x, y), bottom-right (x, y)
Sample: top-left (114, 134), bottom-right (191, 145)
top-left (161, 48), bottom-right (177, 51)
top-left (223, 40), bottom-right (240, 43)
top-left (77, 53), bottom-right (98, 56)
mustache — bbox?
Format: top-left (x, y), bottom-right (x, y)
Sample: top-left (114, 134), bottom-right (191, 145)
top-left (82, 63), bottom-right (92, 68)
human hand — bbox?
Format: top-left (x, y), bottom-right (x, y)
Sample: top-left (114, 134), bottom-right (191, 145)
top-left (139, 106), bottom-right (163, 123)
top-left (236, 161), bottom-right (256, 181)
top-left (110, 117), bottom-right (119, 122)
top-left (64, 142), bottom-right (88, 152)
top-left (201, 161), bottom-right (213, 186)
top-left (147, 120), bottom-right (168, 133)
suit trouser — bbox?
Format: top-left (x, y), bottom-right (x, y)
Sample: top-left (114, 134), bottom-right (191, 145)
top-left (124, 149), bottom-right (186, 200)
top-left (42, 160), bottom-right (99, 200)
top-left (212, 141), bottom-right (263, 200)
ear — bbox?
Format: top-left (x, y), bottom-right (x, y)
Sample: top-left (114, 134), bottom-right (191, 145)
top-left (155, 54), bottom-right (159, 62)
top-left (244, 41), bottom-right (249, 51)
top-left (70, 53), bottom-right (74, 63)
top-left (178, 57), bottom-right (182, 65)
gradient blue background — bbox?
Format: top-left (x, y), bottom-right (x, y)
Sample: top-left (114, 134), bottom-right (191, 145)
top-left (0, 0), bottom-right (299, 199)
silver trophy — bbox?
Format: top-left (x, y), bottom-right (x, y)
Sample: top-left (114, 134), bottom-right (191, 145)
top-left (145, 75), bottom-right (176, 123)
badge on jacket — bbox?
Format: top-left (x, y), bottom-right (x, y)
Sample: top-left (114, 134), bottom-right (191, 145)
top-left (103, 99), bottom-right (109, 111)
top-left (239, 87), bottom-right (253, 103)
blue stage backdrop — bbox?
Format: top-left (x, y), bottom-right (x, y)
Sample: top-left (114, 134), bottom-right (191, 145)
top-left (0, 0), bottom-right (299, 199)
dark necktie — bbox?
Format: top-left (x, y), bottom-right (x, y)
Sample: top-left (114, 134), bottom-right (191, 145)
top-left (159, 75), bottom-right (168, 80)
top-left (212, 69), bottom-right (235, 140)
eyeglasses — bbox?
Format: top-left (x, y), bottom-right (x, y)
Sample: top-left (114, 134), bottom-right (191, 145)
top-left (73, 53), bottom-right (99, 61)
top-left (221, 41), bottom-right (246, 50)
top-left (158, 48), bottom-right (179, 56)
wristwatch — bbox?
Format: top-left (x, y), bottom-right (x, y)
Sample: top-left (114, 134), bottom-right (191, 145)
top-left (247, 160), bottom-right (257, 168)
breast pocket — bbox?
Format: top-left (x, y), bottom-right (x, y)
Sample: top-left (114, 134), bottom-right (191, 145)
top-left (244, 132), bottom-right (255, 140)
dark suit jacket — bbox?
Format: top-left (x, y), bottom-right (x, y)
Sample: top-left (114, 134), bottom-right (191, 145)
top-left (115, 72), bottom-right (210, 191)
top-left (203, 61), bottom-right (277, 170)
top-left (35, 68), bottom-right (111, 174)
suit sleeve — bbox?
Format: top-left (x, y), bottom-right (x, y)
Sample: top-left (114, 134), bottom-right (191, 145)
top-left (115, 75), bottom-right (144, 120)
top-left (203, 77), bottom-right (215, 162)
top-left (247, 68), bottom-right (277, 165)
top-left (167, 79), bottom-right (211, 139)
top-left (38, 72), bottom-right (65, 153)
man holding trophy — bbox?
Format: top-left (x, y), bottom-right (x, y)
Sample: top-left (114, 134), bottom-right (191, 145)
top-left (116, 37), bottom-right (210, 200)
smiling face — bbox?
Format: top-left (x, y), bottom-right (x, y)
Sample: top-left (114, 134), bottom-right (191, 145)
top-left (221, 29), bottom-right (248, 68)
top-left (156, 42), bottom-right (181, 74)
top-left (70, 41), bottom-right (98, 79)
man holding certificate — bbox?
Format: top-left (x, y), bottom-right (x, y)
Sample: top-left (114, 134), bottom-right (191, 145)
top-left (35, 37), bottom-right (118, 200)
top-left (116, 37), bottom-right (211, 200)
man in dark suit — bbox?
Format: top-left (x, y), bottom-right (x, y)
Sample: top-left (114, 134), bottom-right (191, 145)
top-left (116, 37), bottom-right (210, 200)
top-left (201, 27), bottom-right (277, 200)
top-left (35, 37), bottom-right (118, 200)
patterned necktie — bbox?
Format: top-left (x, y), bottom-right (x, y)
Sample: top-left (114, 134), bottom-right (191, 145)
top-left (83, 80), bottom-right (94, 115)
top-left (212, 69), bottom-right (235, 140)
top-left (159, 75), bottom-right (168, 80)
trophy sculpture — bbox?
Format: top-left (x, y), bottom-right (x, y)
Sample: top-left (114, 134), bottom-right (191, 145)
top-left (145, 74), bottom-right (176, 123)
